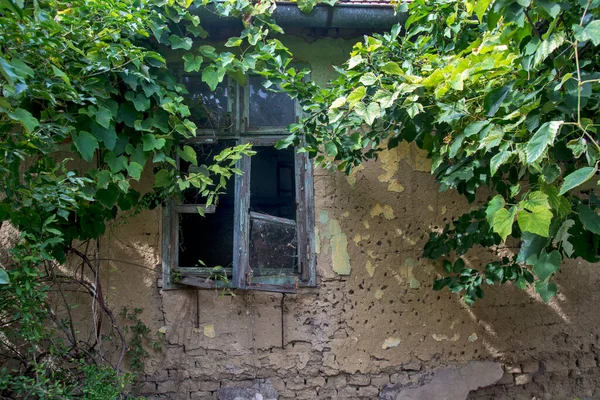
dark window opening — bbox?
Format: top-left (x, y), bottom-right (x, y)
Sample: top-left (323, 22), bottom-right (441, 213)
top-left (250, 146), bottom-right (296, 220)
top-left (178, 209), bottom-right (234, 274)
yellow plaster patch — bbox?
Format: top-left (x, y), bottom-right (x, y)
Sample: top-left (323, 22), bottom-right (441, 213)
top-left (323, 218), bottom-right (351, 275)
top-left (363, 220), bottom-right (370, 229)
top-left (342, 211), bottom-right (350, 218)
top-left (346, 164), bottom-right (364, 187)
top-left (371, 203), bottom-right (395, 220)
top-left (203, 324), bottom-right (216, 338)
top-left (330, 231), bottom-right (351, 275)
top-left (411, 142), bottom-right (432, 172)
top-left (428, 205), bottom-right (434, 212)
top-left (377, 147), bottom-right (401, 183)
top-left (441, 206), bottom-right (448, 215)
top-left (363, 234), bottom-right (370, 241)
top-left (366, 260), bottom-right (376, 277)
top-left (387, 180), bottom-right (405, 193)
top-left (382, 337), bottom-right (401, 349)
top-left (353, 234), bottom-right (362, 245)
top-left (468, 333), bottom-right (479, 342)
top-left (374, 288), bottom-right (384, 300)
top-left (367, 250), bottom-right (376, 259)
top-left (158, 326), bottom-right (167, 334)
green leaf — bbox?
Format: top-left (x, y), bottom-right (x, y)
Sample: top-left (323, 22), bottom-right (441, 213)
top-left (125, 91), bottom-right (151, 112)
top-left (517, 205), bottom-right (553, 237)
top-left (297, 0), bottom-right (317, 13)
top-left (142, 134), bottom-right (166, 151)
top-left (526, 121), bottom-right (563, 164)
top-left (484, 85), bottom-right (511, 117)
top-left (127, 162), bottom-right (143, 181)
top-left (381, 61), bottom-right (403, 75)
top-left (51, 65), bottom-right (70, 85)
top-left (534, 32), bottom-right (565, 66)
top-left (348, 55), bottom-right (364, 69)
top-left (492, 206), bottom-right (516, 241)
top-left (96, 184), bottom-right (120, 208)
top-left (536, 0), bottom-right (561, 18)
top-left (183, 54), bottom-right (203, 72)
top-left (490, 148), bottom-right (512, 176)
top-left (520, 191), bottom-right (550, 211)
top-left (574, 20), bottom-right (600, 46)
top-left (577, 204), bottom-right (600, 235)
top-left (0, 269), bottom-right (9, 285)
top-left (535, 280), bottom-right (557, 303)
top-left (347, 86), bottom-right (366, 109)
top-left (324, 141), bottom-right (338, 157)
top-left (95, 107), bottom-right (113, 129)
top-left (554, 219), bottom-right (575, 257)
top-left (169, 35), bottom-right (192, 50)
top-left (486, 195), bottom-right (505, 225)
top-left (558, 166), bottom-right (596, 195)
top-left (532, 249), bottom-right (562, 281)
top-left (225, 36), bottom-right (243, 47)
top-left (154, 169), bottom-right (171, 188)
top-left (7, 108), bottom-right (39, 133)
top-left (359, 72), bottom-right (378, 86)
top-left (474, 0), bottom-right (493, 21)
top-left (330, 96), bottom-right (346, 109)
top-left (354, 102), bottom-right (380, 126)
top-left (518, 232), bottom-right (549, 264)
top-left (202, 66), bottom-right (226, 91)
top-left (178, 145), bottom-right (197, 165)
top-left (72, 131), bottom-right (99, 162)
top-left (105, 153), bottom-right (127, 173)
top-left (542, 164), bottom-right (561, 184)
top-left (91, 122), bottom-right (117, 151)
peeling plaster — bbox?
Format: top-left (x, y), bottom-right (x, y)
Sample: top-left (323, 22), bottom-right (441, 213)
top-left (382, 337), bottom-right (401, 349)
top-left (387, 180), bottom-right (405, 193)
top-left (321, 211), bottom-right (351, 276)
top-left (432, 333), bottom-right (461, 342)
top-left (468, 333), bottom-right (479, 342)
top-left (365, 260), bottom-right (376, 277)
top-left (204, 324), bottom-right (216, 338)
top-left (346, 164), bottom-right (364, 187)
top-left (371, 203), bottom-right (396, 220)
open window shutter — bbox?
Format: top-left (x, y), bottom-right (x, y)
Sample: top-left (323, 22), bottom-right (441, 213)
top-left (241, 212), bottom-right (298, 293)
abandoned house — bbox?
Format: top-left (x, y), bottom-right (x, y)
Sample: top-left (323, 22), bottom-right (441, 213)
top-left (35, 2), bottom-right (600, 400)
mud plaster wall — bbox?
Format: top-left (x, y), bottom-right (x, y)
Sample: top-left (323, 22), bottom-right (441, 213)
top-left (50, 35), bottom-right (600, 399)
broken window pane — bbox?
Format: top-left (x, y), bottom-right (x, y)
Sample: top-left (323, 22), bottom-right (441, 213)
top-left (181, 75), bottom-right (231, 131)
top-left (250, 146), bottom-right (296, 220)
top-left (180, 140), bottom-right (237, 205)
top-left (249, 212), bottom-right (297, 279)
top-left (248, 76), bottom-right (295, 128)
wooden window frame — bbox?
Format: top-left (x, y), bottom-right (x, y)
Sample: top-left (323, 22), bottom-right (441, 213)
top-left (161, 75), bottom-right (315, 292)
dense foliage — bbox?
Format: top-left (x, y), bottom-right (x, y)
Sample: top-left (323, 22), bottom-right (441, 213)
top-left (274, 0), bottom-right (600, 305)
top-left (1, 0), bottom-right (600, 397)
top-left (0, 0), bottom-right (271, 397)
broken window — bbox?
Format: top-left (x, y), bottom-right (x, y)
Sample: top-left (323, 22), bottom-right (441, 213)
top-left (162, 75), bottom-right (315, 292)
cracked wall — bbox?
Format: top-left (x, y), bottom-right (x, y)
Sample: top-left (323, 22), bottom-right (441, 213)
top-left (26, 34), bottom-right (600, 400)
